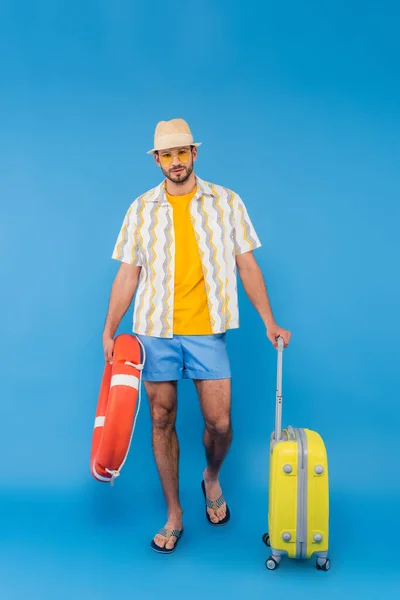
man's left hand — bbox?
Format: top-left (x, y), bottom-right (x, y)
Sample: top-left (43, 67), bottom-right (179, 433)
top-left (266, 323), bottom-right (291, 349)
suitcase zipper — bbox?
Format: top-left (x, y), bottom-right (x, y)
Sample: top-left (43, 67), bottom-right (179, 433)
top-left (294, 428), bottom-right (308, 560)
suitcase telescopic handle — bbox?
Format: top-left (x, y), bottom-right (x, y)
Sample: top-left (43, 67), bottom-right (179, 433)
top-left (274, 336), bottom-right (284, 442)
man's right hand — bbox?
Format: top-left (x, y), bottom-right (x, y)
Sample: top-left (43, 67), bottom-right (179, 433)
top-left (103, 334), bottom-right (115, 364)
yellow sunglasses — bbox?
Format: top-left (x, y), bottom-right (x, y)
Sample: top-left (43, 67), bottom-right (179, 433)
top-left (158, 148), bottom-right (191, 167)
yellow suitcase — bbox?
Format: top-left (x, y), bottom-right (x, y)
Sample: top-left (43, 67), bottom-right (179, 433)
top-left (262, 337), bottom-right (330, 571)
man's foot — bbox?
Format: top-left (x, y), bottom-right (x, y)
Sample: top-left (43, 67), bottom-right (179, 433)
top-left (151, 515), bottom-right (183, 552)
top-left (202, 469), bottom-right (230, 525)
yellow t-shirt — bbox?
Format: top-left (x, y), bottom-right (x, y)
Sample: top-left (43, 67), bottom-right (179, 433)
top-left (166, 188), bottom-right (212, 335)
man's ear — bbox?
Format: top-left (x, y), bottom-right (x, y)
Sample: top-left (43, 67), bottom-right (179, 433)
top-left (153, 152), bottom-right (160, 166)
top-left (191, 146), bottom-right (198, 162)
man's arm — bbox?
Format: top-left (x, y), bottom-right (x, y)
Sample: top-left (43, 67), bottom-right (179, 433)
top-left (236, 251), bottom-right (276, 327)
top-left (236, 251), bottom-right (291, 348)
top-left (102, 262), bottom-right (141, 361)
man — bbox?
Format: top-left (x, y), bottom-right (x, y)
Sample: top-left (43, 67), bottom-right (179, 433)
top-left (102, 118), bottom-right (291, 554)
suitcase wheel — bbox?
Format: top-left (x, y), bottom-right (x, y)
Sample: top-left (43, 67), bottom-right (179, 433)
top-left (316, 559), bottom-right (330, 571)
top-left (265, 557), bottom-right (279, 570)
top-left (262, 533), bottom-right (270, 547)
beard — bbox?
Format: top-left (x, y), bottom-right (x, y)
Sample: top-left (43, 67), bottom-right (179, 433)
top-left (162, 162), bottom-right (194, 185)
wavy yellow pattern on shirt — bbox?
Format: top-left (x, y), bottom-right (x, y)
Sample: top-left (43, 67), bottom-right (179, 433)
top-left (190, 212), bottom-right (216, 331)
top-left (147, 203), bottom-right (160, 335)
top-left (136, 193), bottom-right (151, 330)
top-left (211, 185), bottom-right (231, 326)
top-left (115, 204), bottom-right (132, 260)
top-left (237, 194), bottom-right (252, 249)
top-left (163, 211), bottom-right (174, 337)
top-left (200, 199), bottom-right (223, 328)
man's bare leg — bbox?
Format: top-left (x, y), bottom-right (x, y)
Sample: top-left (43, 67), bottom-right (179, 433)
top-left (146, 381), bottom-right (183, 550)
top-left (194, 378), bottom-right (232, 524)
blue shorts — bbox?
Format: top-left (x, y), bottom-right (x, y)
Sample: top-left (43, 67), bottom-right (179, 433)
top-left (136, 333), bottom-right (231, 382)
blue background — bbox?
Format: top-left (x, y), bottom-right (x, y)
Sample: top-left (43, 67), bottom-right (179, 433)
top-left (1, 1), bottom-right (400, 598)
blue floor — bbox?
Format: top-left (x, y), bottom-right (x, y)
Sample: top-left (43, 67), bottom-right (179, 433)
top-left (3, 335), bottom-right (399, 598)
top-left (2, 478), bottom-right (399, 598)
top-left (2, 361), bottom-right (399, 599)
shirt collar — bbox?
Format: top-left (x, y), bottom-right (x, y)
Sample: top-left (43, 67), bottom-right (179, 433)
top-left (145, 175), bottom-right (215, 204)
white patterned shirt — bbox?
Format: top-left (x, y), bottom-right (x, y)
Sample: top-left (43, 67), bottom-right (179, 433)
top-left (112, 175), bottom-right (261, 338)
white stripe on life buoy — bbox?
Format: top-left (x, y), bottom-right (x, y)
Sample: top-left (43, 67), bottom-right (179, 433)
top-left (92, 463), bottom-right (112, 482)
top-left (94, 416), bottom-right (105, 428)
top-left (110, 374), bottom-right (139, 389)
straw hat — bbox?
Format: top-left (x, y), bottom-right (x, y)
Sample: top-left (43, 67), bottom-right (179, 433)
top-left (147, 118), bottom-right (202, 154)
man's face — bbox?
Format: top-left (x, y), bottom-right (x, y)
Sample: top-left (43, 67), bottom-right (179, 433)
top-left (155, 146), bottom-right (197, 184)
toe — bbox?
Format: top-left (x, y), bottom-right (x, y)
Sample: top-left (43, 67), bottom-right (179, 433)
top-left (217, 505), bottom-right (226, 521)
top-left (208, 508), bottom-right (219, 523)
top-left (154, 534), bottom-right (166, 548)
top-left (165, 535), bottom-right (176, 550)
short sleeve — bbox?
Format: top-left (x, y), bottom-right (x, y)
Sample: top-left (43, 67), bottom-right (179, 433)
top-left (112, 202), bottom-right (143, 266)
top-left (232, 193), bottom-right (262, 255)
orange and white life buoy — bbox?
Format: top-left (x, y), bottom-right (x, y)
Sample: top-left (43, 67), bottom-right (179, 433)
top-left (90, 333), bottom-right (145, 485)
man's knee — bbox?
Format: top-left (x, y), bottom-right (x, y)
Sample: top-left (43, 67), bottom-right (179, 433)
top-left (150, 401), bottom-right (176, 430)
top-left (205, 415), bottom-right (231, 437)
top-left (146, 382), bottom-right (177, 430)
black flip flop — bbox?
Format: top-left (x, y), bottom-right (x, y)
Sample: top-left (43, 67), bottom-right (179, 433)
top-left (150, 527), bottom-right (184, 554)
top-left (201, 480), bottom-right (230, 526)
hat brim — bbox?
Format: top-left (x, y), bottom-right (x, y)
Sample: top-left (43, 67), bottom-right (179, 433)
top-left (147, 142), bottom-right (202, 155)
